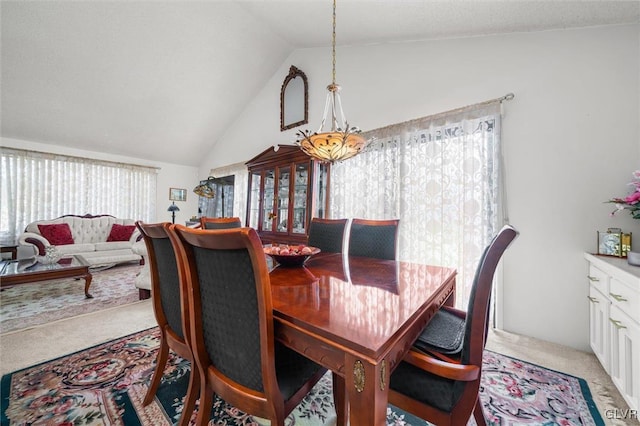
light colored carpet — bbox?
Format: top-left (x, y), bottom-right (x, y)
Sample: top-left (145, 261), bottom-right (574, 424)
top-left (0, 301), bottom-right (633, 425)
top-left (0, 262), bottom-right (141, 333)
top-left (486, 331), bottom-right (633, 426)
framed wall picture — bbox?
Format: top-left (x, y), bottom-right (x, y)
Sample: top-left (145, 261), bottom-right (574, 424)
top-left (169, 187), bottom-right (186, 202)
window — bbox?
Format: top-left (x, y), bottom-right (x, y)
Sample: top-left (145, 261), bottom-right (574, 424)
top-left (0, 148), bottom-right (157, 245)
top-left (330, 102), bottom-right (503, 308)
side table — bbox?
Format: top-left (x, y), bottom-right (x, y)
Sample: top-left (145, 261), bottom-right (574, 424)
top-left (1, 245), bottom-right (17, 260)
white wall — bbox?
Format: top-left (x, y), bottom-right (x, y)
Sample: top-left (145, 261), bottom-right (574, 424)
top-left (1, 137), bottom-right (200, 225)
top-left (203, 24), bottom-right (640, 351)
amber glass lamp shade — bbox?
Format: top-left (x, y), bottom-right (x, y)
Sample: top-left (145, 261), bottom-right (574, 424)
top-left (193, 182), bottom-right (214, 198)
top-left (295, 0), bottom-right (367, 163)
top-left (297, 84), bottom-right (367, 163)
top-left (298, 127), bottom-right (367, 163)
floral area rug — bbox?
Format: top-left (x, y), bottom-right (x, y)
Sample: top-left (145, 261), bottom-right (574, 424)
top-left (0, 263), bottom-right (142, 334)
top-left (0, 327), bottom-right (604, 426)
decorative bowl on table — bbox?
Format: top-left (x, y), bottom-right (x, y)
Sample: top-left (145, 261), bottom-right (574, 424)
top-left (263, 245), bottom-right (320, 267)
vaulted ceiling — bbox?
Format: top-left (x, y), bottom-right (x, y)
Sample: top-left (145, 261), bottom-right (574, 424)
top-left (2, 1), bottom-right (639, 166)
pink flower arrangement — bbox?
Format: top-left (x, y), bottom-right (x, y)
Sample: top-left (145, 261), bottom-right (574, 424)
top-left (608, 170), bottom-right (640, 220)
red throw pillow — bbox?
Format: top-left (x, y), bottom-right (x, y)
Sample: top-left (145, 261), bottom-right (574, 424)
top-left (37, 223), bottom-right (74, 245)
top-left (107, 224), bottom-right (136, 242)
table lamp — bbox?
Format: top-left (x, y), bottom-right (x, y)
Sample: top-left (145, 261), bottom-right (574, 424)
top-left (168, 202), bottom-right (180, 224)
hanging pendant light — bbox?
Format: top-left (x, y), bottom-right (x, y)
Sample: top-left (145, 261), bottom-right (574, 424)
top-left (193, 177), bottom-right (216, 198)
top-left (296, 0), bottom-right (367, 163)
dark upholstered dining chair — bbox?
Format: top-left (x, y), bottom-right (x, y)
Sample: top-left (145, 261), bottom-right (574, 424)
top-left (165, 225), bottom-right (331, 426)
top-left (135, 221), bottom-right (198, 426)
top-left (388, 224), bottom-right (519, 426)
top-left (348, 218), bottom-right (399, 260)
top-left (307, 218), bottom-right (348, 253)
top-left (199, 216), bottom-right (242, 229)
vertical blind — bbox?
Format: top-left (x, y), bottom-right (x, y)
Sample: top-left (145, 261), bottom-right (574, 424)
top-left (0, 148), bottom-right (157, 245)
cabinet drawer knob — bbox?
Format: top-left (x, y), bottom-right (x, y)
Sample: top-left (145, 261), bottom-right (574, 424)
top-left (587, 296), bottom-right (599, 303)
top-left (609, 318), bottom-right (627, 329)
top-left (609, 293), bottom-right (628, 302)
top-left (587, 275), bottom-right (600, 282)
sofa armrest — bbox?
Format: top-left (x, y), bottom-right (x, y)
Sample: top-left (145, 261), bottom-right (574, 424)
top-left (129, 228), bottom-right (143, 244)
top-left (18, 232), bottom-right (50, 256)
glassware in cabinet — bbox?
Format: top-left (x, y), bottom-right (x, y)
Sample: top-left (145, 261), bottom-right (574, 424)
top-left (245, 145), bottom-right (330, 245)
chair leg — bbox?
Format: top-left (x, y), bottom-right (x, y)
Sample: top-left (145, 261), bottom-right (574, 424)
top-left (143, 335), bottom-right (170, 406)
top-left (473, 396), bottom-right (487, 426)
top-left (272, 410), bottom-right (287, 426)
top-left (332, 372), bottom-right (348, 425)
top-left (177, 361), bottom-right (200, 426)
top-left (195, 379), bottom-right (214, 426)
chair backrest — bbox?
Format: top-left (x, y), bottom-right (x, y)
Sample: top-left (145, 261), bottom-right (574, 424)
top-left (166, 225), bottom-right (278, 396)
top-left (200, 216), bottom-right (242, 230)
top-left (348, 218), bottom-right (399, 260)
top-left (135, 221), bottom-right (187, 341)
top-left (461, 225), bottom-right (518, 367)
top-left (307, 218), bottom-right (348, 253)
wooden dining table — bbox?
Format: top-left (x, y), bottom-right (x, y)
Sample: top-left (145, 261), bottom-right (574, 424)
top-left (269, 252), bottom-right (457, 426)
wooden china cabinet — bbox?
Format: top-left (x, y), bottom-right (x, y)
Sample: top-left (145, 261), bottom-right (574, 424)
top-left (245, 145), bottom-right (330, 245)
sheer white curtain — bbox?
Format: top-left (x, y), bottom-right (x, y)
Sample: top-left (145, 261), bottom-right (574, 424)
top-left (330, 102), bottom-right (504, 308)
top-left (0, 148), bottom-right (157, 246)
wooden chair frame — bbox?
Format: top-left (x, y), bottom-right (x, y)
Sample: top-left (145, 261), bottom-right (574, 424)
top-left (307, 217), bottom-right (349, 253)
top-left (348, 218), bottom-right (400, 260)
top-left (135, 221), bottom-right (198, 426)
top-left (166, 225), bottom-right (331, 426)
top-left (199, 216), bottom-right (242, 229)
top-left (389, 225), bottom-right (518, 426)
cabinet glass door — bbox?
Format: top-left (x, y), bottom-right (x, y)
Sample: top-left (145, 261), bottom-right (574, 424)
top-left (314, 162), bottom-right (328, 219)
top-left (248, 172), bottom-right (261, 229)
top-left (262, 170), bottom-right (275, 232)
top-left (292, 163), bottom-right (309, 234)
top-left (277, 166), bottom-right (290, 233)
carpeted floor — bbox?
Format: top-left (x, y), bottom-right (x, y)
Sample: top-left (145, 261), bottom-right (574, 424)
top-left (1, 327), bottom-right (604, 425)
top-left (0, 265), bottom-right (634, 425)
top-left (0, 262), bottom-right (142, 334)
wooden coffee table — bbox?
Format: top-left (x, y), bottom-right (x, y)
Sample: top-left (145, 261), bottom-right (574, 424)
top-left (0, 255), bottom-right (93, 298)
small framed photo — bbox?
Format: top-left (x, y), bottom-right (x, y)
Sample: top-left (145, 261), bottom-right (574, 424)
top-left (598, 230), bottom-right (621, 256)
top-left (169, 188), bottom-right (186, 202)
top-left (597, 228), bottom-right (632, 257)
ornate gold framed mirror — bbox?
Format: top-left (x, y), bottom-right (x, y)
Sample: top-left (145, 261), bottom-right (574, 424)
top-left (280, 65), bottom-right (308, 131)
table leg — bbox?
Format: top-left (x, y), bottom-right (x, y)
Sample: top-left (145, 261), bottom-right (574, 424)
top-left (84, 272), bottom-right (93, 298)
top-left (332, 372), bottom-right (348, 425)
top-left (345, 355), bottom-right (388, 426)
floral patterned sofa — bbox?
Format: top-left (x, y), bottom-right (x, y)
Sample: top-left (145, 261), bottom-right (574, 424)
top-left (18, 214), bottom-right (143, 267)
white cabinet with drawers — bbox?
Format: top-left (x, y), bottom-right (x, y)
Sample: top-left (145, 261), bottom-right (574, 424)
top-left (585, 253), bottom-right (640, 412)
top-left (589, 283), bottom-right (610, 371)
